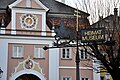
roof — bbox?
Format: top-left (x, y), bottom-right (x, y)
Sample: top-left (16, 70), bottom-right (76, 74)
top-left (0, 0), bottom-right (90, 28)
top-left (0, 0), bottom-right (89, 16)
top-left (91, 8), bottom-right (119, 28)
top-left (0, 0), bottom-right (16, 9)
top-left (91, 15), bottom-right (114, 27)
top-left (91, 14), bottom-right (120, 32)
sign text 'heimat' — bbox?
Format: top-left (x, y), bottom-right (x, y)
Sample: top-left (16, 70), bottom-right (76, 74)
top-left (81, 28), bottom-right (105, 42)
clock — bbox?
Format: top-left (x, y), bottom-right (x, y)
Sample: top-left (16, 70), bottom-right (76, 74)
top-left (20, 14), bottom-right (38, 30)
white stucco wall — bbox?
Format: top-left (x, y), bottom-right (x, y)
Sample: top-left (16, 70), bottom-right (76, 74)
top-left (49, 47), bottom-right (59, 80)
top-left (0, 36), bottom-right (59, 80)
top-left (93, 59), bottom-right (100, 80)
top-left (0, 39), bottom-right (8, 80)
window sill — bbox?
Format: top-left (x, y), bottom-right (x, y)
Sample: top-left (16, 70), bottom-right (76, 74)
top-left (33, 57), bottom-right (45, 59)
top-left (61, 58), bottom-right (72, 60)
top-left (11, 57), bottom-right (24, 59)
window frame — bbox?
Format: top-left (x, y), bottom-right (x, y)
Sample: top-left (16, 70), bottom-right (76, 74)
top-left (81, 77), bottom-right (89, 80)
top-left (34, 46), bottom-right (45, 59)
top-left (79, 48), bottom-right (89, 60)
top-left (62, 76), bottom-right (72, 80)
top-left (61, 48), bottom-right (72, 59)
top-left (12, 45), bottom-right (24, 58)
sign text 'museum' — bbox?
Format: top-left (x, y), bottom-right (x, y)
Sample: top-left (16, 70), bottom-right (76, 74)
top-left (81, 28), bottom-right (105, 42)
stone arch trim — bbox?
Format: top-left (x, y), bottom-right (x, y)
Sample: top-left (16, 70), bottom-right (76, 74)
top-left (9, 69), bottom-right (46, 80)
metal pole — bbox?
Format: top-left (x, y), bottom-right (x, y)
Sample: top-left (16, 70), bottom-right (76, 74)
top-left (76, 30), bottom-right (80, 80)
top-left (75, 7), bottom-right (80, 80)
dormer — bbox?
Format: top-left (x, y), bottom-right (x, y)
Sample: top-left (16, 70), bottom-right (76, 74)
top-left (8, 0), bottom-right (49, 35)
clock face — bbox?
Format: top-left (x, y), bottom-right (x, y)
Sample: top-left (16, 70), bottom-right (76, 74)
top-left (20, 14), bottom-right (38, 30)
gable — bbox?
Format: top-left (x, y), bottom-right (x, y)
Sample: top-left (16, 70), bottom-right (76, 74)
top-left (5, 0), bottom-right (49, 36)
top-left (9, 0), bottom-right (49, 11)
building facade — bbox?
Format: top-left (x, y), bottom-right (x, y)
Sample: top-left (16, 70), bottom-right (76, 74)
top-left (0, 0), bottom-right (100, 80)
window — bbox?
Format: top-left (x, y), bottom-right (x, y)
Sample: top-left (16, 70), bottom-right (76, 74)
top-left (34, 46), bottom-right (45, 58)
top-left (81, 77), bottom-right (89, 80)
top-left (62, 76), bottom-right (72, 80)
top-left (61, 48), bottom-right (71, 59)
top-left (12, 45), bottom-right (23, 58)
top-left (80, 49), bottom-right (89, 60)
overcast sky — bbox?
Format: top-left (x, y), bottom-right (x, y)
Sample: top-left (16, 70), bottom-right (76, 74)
top-left (56, 0), bottom-right (120, 24)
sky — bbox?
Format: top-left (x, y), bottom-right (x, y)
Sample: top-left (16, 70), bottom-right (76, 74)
top-left (56, 0), bottom-right (79, 8)
top-left (56, 0), bottom-right (120, 24)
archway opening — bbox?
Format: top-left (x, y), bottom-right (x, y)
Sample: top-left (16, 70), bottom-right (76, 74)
top-left (15, 74), bottom-right (41, 80)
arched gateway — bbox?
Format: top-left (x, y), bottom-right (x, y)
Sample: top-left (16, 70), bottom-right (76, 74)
top-left (9, 57), bottom-right (46, 80)
top-left (16, 74), bottom-right (40, 80)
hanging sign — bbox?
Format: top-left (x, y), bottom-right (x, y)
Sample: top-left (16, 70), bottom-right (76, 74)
top-left (80, 28), bottom-right (105, 43)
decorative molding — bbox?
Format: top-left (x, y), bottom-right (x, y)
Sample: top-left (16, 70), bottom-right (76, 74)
top-left (11, 9), bottom-right (16, 35)
top-left (34, 0), bottom-right (49, 11)
top-left (8, 0), bottom-right (48, 36)
top-left (26, 0), bottom-right (32, 7)
top-left (59, 66), bottom-right (93, 70)
top-left (41, 12), bottom-right (46, 36)
top-left (0, 35), bottom-right (54, 41)
top-left (11, 56), bottom-right (45, 77)
top-left (20, 14), bottom-right (38, 30)
top-left (0, 27), bottom-right (5, 34)
top-left (9, 0), bottom-right (23, 9)
top-left (9, 6), bottom-right (47, 36)
top-left (9, 0), bottom-right (49, 11)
